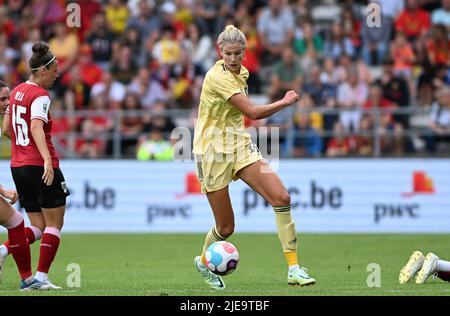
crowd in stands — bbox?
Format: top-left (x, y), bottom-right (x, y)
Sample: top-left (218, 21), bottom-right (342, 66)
top-left (0, 0), bottom-right (449, 159)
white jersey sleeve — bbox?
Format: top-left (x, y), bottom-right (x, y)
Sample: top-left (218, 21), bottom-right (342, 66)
top-left (30, 95), bottom-right (51, 123)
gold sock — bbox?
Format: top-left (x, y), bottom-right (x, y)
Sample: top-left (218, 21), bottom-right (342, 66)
top-left (274, 205), bottom-right (298, 265)
top-left (284, 251), bottom-right (299, 266)
top-left (201, 227), bottom-right (226, 264)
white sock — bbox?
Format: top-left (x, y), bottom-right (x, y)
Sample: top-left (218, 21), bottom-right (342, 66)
top-left (436, 260), bottom-right (450, 272)
top-left (35, 271), bottom-right (48, 283)
top-left (288, 265), bottom-right (299, 273)
top-left (24, 276), bottom-right (33, 283)
top-left (0, 245), bottom-right (8, 257)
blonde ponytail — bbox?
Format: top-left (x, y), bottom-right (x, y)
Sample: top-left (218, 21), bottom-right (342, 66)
top-left (217, 25), bottom-right (246, 49)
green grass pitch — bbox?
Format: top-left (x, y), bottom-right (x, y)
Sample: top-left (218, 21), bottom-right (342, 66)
top-left (0, 233), bottom-right (449, 296)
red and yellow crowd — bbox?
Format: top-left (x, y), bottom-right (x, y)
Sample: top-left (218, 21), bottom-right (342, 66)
top-left (0, 0), bottom-right (449, 158)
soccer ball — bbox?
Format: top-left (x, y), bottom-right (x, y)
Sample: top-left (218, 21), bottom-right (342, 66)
top-left (204, 241), bottom-right (239, 276)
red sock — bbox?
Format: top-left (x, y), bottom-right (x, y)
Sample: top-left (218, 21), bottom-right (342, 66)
top-left (37, 227), bottom-right (61, 274)
top-left (4, 213), bottom-right (32, 280)
top-left (438, 271), bottom-right (450, 282)
top-left (3, 226), bottom-right (41, 253)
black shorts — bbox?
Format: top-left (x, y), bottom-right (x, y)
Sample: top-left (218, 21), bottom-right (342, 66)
top-left (11, 166), bottom-right (70, 213)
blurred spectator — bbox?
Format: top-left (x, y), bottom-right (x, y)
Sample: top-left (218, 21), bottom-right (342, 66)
top-left (152, 23), bottom-right (181, 66)
top-left (266, 105), bottom-right (293, 155)
top-left (431, 0), bottom-right (450, 31)
top-left (0, 6), bottom-right (16, 45)
top-left (120, 26), bottom-right (145, 66)
top-left (120, 93), bottom-right (144, 157)
top-left (295, 93), bottom-right (323, 131)
top-left (50, 98), bottom-right (76, 157)
top-left (424, 87), bottom-right (450, 152)
top-left (193, 0), bottom-right (232, 37)
top-left (303, 65), bottom-right (337, 107)
top-left (136, 128), bottom-right (174, 161)
top-left (49, 22), bottom-right (79, 76)
top-left (381, 122), bottom-right (412, 156)
top-left (377, 57), bottom-right (410, 127)
top-left (257, 0), bottom-right (295, 65)
top-left (105, 0), bottom-right (130, 35)
top-left (293, 21), bottom-right (324, 67)
top-left (292, 0), bottom-right (312, 24)
top-left (90, 71), bottom-right (127, 110)
top-left (0, 33), bottom-right (16, 81)
top-left (335, 53), bottom-right (353, 83)
top-left (324, 20), bottom-right (355, 60)
top-left (240, 18), bottom-right (262, 93)
top-left (337, 69), bottom-right (369, 132)
top-left (88, 94), bottom-right (114, 134)
top-left (126, 0), bottom-right (161, 62)
top-left (31, 0), bottom-right (65, 36)
top-left (361, 2), bottom-right (393, 66)
top-left (320, 57), bottom-right (341, 86)
top-left (417, 23), bottom-right (449, 106)
top-left (390, 32), bottom-right (416, 79)
top-left (378, 0), bottom-right (404, 19)
top-left (173, 0), bottom-right (194, 30)
top-left (86, 12), bottom-right (118, 70)
top-left (425, 24), bottom-right (450, 68)
top-left (342, 7), bottom-right (361, 57)
top-left (293, 115), bottom-right (322, 157)
top-left (110, 45), bottom-right (138, 85)
top-left (128, 67), bottom-right (167, 109)
top-left (269, 47), bottom-right (302, 100)
top-left (77, 0), bottom-right (102, 41)
top-left (21, 28), bottom-right (42, 65)
top-left (143, 101), bottom-right (177, 135)
top-left (4, 0), bottom-right (26, 23)
top-left (182, 22), bottom-right (214, 74)
top-left (76, 44), bottom-right (104, 88)
top-left (363, 84), bottom-right (396, 124)
top-left (169, 48), bottom-right (203, 109)
top-left (75, 118), bottom-right (106, 158)
top-left (395, 0), bottom-right (431, 43)
top-left (356, 115), bottom-right (373, 156)
top-left (326, 121), bottom-right (353, 157)
top-left (62, 67), bottom-right (91, 110)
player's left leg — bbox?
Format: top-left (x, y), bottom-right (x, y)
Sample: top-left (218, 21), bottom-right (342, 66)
top-left (32, 167), bottom-right (69, 290)
top-left (0, 197), bottom-right (33, 285)
top-left (0, 212), bottom-right (44, 278)
top-left (36, 205), bottom-right (65, 289)
top-left (236, 159), bottom-right (315, 286)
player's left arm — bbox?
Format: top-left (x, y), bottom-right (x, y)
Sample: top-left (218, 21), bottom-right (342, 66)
top-left (229, 90), bottom-right (300, 120)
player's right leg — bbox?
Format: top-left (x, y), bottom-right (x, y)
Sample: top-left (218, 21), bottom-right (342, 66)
top-left (195, 186), bottom-right (236, 291)
top-left (399, 250), bottom-right (425, 284)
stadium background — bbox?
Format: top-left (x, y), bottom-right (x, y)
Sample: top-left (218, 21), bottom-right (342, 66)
top-left (0, 0), bottom-right (450, 296)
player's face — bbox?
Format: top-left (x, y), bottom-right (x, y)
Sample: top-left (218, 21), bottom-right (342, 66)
top-left (220, 42), bottom-right (245, 74)
top-left (0, 87), bottom-right (10, 116)
top-left (43, 60), bottom-right (59, 89)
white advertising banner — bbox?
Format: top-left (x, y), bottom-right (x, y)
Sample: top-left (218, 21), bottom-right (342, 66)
top-left (0, 159), bottom-right (449, 233)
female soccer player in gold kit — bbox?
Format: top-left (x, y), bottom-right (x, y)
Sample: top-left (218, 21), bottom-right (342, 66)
top-left (193, 25), bottom-right (316, 290)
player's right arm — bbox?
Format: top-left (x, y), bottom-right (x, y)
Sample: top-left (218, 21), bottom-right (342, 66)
top-left (229, 90), bottom-right (300, 120)
top-left (30, 119), bottom-right (54, 186)
top-left (2, 112), bottom-right (11, 139)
